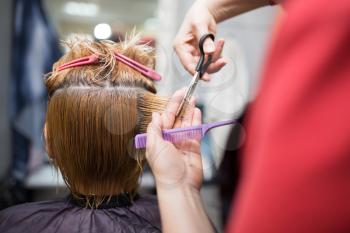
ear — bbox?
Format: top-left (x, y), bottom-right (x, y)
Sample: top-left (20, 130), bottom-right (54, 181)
top-left (44, 123), bottom-right (54, 159)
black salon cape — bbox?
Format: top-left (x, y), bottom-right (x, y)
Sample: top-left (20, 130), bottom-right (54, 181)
top-left (0, 194), bottom-right (161, 233)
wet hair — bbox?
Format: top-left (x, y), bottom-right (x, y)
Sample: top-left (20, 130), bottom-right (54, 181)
top-left (44, 35), bottom-right (167, 207)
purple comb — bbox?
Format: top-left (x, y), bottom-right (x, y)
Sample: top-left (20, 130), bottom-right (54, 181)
top-left (134, 119), bottom-right (236, 149)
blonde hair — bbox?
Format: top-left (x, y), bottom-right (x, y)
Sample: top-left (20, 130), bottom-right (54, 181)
top-left (44, 35), bottom-right (167, 207)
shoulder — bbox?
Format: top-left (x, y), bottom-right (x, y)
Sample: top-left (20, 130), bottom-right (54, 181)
top-left (0, 195), bottom-right (161, 233)
top-left (0, 198), bottom-right (68, 217)
top-left (0, 199), bottom-right (70, 232)
top-left (285, 0), bottom-right (350, 22)
top-left (132, 193), bottom-right (159, 213)
top-left (128, 194), bottom-right (161, 231)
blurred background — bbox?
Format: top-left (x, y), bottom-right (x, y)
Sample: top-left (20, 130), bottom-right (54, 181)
top-left (0, 0), bottom-right (279, 231)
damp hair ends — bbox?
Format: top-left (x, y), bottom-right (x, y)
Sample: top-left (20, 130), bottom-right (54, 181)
top-left (44, 35), bottom-right (167, 207)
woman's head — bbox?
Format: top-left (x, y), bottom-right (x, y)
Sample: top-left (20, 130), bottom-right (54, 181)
top-left (44, 36), bottom-right (166, 205)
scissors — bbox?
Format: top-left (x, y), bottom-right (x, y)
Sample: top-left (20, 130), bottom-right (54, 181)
top-left (175, 33), bottom-right (215, 117)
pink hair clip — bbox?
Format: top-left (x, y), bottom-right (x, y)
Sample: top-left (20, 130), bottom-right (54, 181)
top-left (57, 54), bottom-right (100, 71)
top-left (114, 53), bottom-right (161, 81)
top-left (56, 53), bottom-right (162, 81)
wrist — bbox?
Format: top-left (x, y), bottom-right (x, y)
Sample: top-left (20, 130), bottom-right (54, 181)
top-left (204, 0), bottom-right (270, 23)
top-left (155, 179), bottom-right (201, 194)
top-left (156, 180), bottom-right (214, 233)
top-left (156, 183), bottom-right (202, 217)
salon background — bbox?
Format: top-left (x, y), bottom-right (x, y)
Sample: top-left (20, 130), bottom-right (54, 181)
top-left (0, 0), bottom-right (278, 231)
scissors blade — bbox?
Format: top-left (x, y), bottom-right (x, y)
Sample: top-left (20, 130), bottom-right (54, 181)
top-left (175, 71), bottom-right (200, 117)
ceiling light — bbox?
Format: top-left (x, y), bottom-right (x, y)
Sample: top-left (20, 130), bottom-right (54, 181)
top-left (94, 23), bottom-right (112, 40)
top-left (63, 1), bottom-right (99, 17)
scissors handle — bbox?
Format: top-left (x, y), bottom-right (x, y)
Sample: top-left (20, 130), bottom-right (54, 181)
top-left (195, 33), bottom-right (215, 77)
top-left (175, 33), bottom-right (215, 117)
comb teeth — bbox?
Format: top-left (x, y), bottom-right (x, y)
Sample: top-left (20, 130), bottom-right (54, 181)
top-left (135, 128), bottom-right (202, 149)
top-left (165, 129), bottom-right (202, 143)
top-left (135, 134), bottom-right (147, 149)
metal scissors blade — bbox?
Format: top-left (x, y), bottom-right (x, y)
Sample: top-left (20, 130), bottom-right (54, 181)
top-left (175, 33), bottom-right (215, 117)
top-left (176, 71), bottom-right (200, 116)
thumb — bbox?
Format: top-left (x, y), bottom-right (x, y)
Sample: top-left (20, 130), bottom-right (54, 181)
top-left (147, 112), bottom-right (163, 150)
top-left (203, 38), bottom-right (215, 55)
top-left (146, 112), bottom-right (171, 168)
top-left (196, 25), bottom-right (215, 54)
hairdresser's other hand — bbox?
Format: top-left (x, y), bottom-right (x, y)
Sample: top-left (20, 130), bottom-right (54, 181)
top-left (173, 0), bottom-right (227, 81)
top-left (146, 89), bottom-right (203, 191)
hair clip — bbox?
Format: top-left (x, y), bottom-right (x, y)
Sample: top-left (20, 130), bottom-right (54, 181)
top-left (57, 54), bottom-right (99, 71)
top-left (114, 53), bottom-right (161, 81)
top-left (56, 53), bottom-right (162, 81)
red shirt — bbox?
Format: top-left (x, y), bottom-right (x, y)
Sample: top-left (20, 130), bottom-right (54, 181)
top-left (227, 0), bottom-right (350, 232)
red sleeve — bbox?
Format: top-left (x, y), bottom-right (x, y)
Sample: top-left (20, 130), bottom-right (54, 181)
top-left (227, 0), bottom-right (350, 232)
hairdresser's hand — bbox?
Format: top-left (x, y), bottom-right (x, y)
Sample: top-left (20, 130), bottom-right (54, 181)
top-left (174, 0), bottom-right (272, 81)
top-left (173, 0), bottom-right (227, 81)
top-left (146, 89), bottom-right (203, 191)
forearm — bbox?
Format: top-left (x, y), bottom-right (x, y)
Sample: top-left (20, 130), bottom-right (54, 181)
top-left (203, 0), bottom-right (274, 22)
top-left (157, 185), bottom-right (215, 233)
